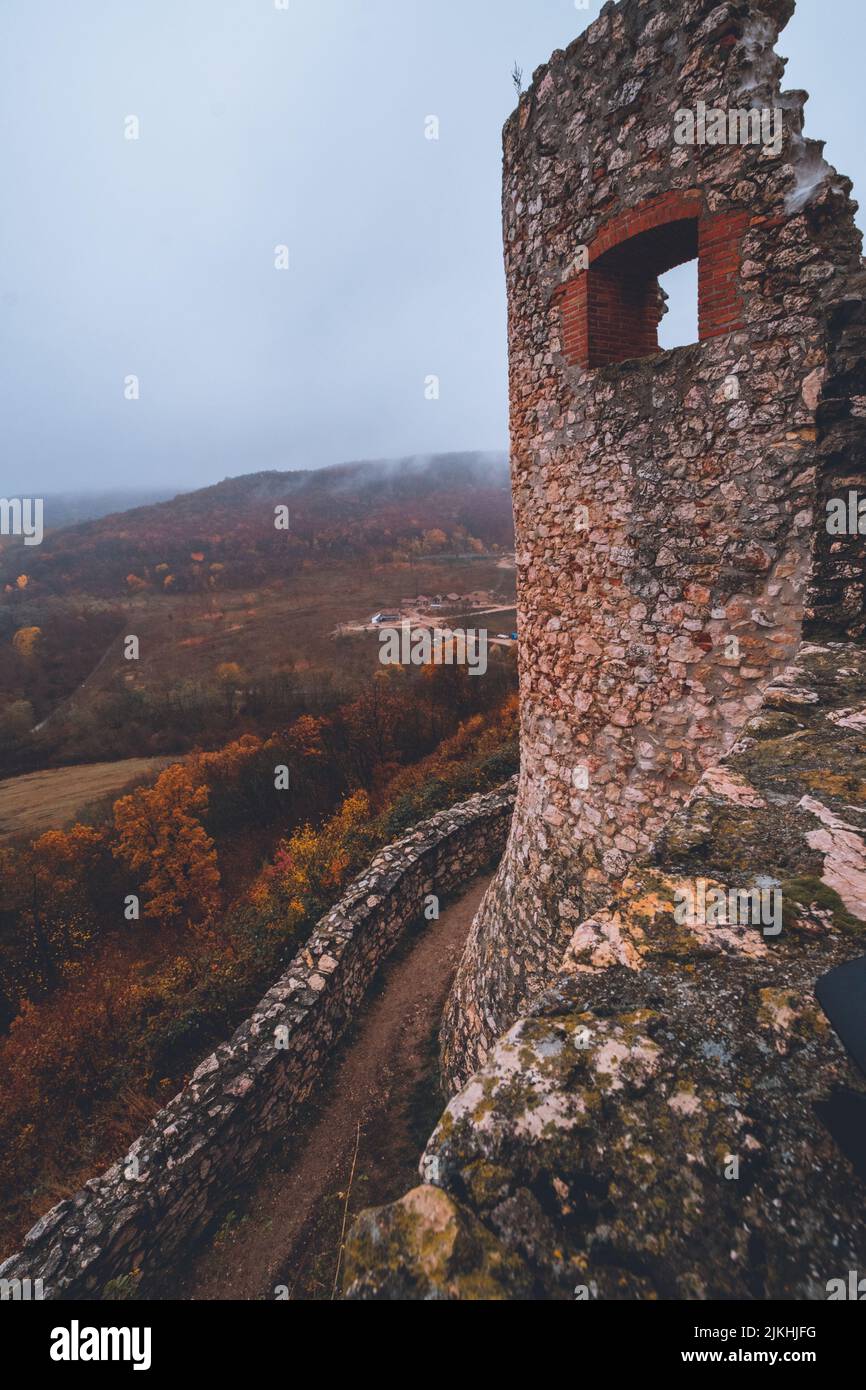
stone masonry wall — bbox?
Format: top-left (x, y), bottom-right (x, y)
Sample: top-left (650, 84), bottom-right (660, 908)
top-left (441, 0), bottom-right (865, 1090)
top-left (0, 782), bottom-right (515, 1300)
top-left (347, 644), bottom-right (866, 1300)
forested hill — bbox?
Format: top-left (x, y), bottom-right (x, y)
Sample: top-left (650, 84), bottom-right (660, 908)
top-left (2, 452), bottom-right (513, 598)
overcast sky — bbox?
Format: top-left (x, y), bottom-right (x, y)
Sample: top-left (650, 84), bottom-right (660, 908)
top-left (1, 0), bottom-right (862, 494)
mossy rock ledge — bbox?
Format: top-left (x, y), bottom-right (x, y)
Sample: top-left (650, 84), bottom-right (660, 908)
top-left (345, 644), bottom-right (866, 1300)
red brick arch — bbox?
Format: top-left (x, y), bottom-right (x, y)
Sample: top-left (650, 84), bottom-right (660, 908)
top-left (559, 191), bottom-right (749, 368)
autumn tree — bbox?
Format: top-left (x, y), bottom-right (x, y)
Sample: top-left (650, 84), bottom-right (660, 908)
top-left (338, 669), bottom-right (408, 786)
top-left (0, 699), bottom-right (33, 746)
top-left (113, 764), bottom-right (221, 924)
top-left (253, 788), bottom-right (372, 921)
top-left (30, 824), bottom-right (109, 915)
top-left (22, 824), bottom-right (115, 976)
top-left (421, 528), bottom-right (448, 554)
top-left (216, 661), bottom-right (245, 717)
top-left (12, 625), bottom-right (42, 657)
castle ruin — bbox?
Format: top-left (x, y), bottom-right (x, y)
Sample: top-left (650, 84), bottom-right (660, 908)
top-left (441, 0), bottom-right (866, 1089)
top-left (3, 0), bottom-right (865, 1306)
top-left (346, 0), bottom-right (866, 1301)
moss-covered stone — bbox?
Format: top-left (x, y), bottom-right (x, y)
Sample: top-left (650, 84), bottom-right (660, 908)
top-left (349, 644), bottom-right (866, 1300)
top-left (343, 1186), bottom-right (534, 1300)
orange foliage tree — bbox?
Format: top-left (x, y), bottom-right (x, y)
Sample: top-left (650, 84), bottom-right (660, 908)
top-left (30, 824), bottom-right (111, 942)
top-left (12, 625), bottom-right (42, 657)
top-left (113, 765), bottom-right (221, 924)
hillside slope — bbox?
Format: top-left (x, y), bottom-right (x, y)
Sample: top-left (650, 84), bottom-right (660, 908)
top-left (2, 452), bottom-right (512, 598)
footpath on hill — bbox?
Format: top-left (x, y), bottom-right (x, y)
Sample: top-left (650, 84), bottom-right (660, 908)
top-left (167, 874), bottom-right (492, 1301)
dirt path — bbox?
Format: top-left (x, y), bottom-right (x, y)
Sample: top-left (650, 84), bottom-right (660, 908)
top-left (170, 874), bottom-right (491, 1301)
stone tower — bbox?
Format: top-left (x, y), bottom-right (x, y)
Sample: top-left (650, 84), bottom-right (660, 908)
top-left (442, 0), bottom-right (865, 1088)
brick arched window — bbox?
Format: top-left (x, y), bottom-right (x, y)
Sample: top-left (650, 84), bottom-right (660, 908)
top-left (559, 192), bottom-right (748, 369)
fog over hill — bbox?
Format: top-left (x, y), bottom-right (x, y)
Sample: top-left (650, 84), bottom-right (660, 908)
top-left (4, 452), bottom-right (513, 597)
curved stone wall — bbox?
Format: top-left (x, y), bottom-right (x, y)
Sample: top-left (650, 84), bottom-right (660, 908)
top-left (441, 0), bottom-right (865, 1090)
top-left (0, 781), bottom-right (515, 1300)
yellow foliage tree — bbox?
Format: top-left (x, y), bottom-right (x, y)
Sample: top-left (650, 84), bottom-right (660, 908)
top-left (257, 789), bottom-right (371, 913)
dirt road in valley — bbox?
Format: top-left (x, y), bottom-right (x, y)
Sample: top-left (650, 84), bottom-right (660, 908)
top-left (172, 874), bottom-right (491, 1301)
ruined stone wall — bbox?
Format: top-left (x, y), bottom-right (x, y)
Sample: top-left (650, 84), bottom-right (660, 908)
top-left (442, 0), bottom-right (865, 1090)
top-left (0, 783), bottom-right (514, 1300)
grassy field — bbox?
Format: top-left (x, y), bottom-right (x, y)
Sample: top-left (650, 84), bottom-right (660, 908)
top-left (42, 558), bottom-right (516, 710)
top-left (0, 757), bottom-right (174, 841)
top-left (0, 558), bottom-right (516, 838)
